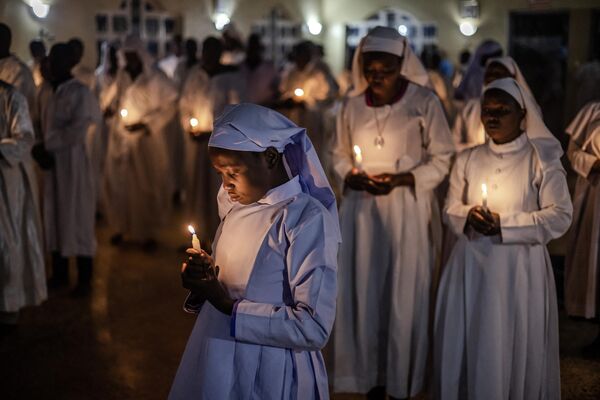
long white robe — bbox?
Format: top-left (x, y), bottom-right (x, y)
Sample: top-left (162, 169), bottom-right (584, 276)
top-left (435, 133), bottom-right (572, 400)
top-left (39, 79), bottom-right (100, 257)
top-left (0, 55), bottom-right (36, 112)
top-left (178, 67), bottom-right (243, 242)
top-left (0, 82), bottom-right (46, 312)
top-left (333, 83), bottom-right (454, 398)
top-left (105, 70), bottom-right (175, 241)
top-left (565, 101), bottom-right (600, 318)
top-left (279, 61), bottom-right (338, 162)
top-left (170, 177), bottom-right (338, 400)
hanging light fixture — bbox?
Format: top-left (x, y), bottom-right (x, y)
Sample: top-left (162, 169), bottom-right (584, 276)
top-left (29, 0), bottom-right (50, 19)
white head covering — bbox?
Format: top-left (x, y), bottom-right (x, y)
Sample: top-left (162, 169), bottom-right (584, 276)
top-left (209, 103), bottom-right (341, 240)
top-left (486, 56), bottom-right (536, 103)
top-left (484, 77), bottom-right (563, 170)
top-left (119, 34), bottom-right (155, 73)
top-left (349, 26), bottom-right (431, 97)
top-left (565, 101), bottom-right (600, 151)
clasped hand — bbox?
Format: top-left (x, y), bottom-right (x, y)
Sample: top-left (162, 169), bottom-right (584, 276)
top-left (181, 249), bottom-right (234, 315)
top-left (467, 206), bottom-right (501, 236)
top-left (345, 170), bottom-right (412, 195)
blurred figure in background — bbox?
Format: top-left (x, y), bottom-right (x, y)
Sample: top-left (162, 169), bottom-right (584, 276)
top-left (68, 38), bottom-right (95, 89)
top-left (220, 23), bottom-right (245, 66)
top-left (37, 43), bottom-right (101, 296)
top-left (0, 23), bottom-right (36, 111)
top-left (179, 36), bottom-right (243, 245)
top-left (0, 79), bottom-right (47, 331)
top-left (422, 45), bottom-right (454, 121)
top-left (104, 35), bottom-right (177, 250)
top-left (239, 33), bottom-right (277, 106)
top-left (454, 39), bottom-right (502, 101)
top-left (173, 38), bottom-right (199, 90)
top-left (28, 39), bottom-right (46, 87)
top-left (159, 34), bottom-right (183, 80)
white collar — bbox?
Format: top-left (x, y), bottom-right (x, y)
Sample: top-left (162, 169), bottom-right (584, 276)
top-left (257, 176), bottom-right (302, 206)
top-left (488, 132), bottom-right (529, 155)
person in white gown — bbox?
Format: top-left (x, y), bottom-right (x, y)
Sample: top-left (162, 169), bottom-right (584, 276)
top-left (452, 56), bottom-right (536, 152)
top-left (278, 41), bottom-right (339, 163)
top-left (37, 43), bottom-right (101, 296)
top-left (169, 103), bottom-right (340, 400)
top-left (0, 23), bottom-right (36, 112)
top-left (564, 101), bottom-right (600, 355)
top-left (239, 34), bottom-right (278, 106)
top-left (454, 39), bottom-right (502, 102)
top-left (434, 77), bottom-right (572, 400)
top-left (0, 80), bottom-right (46, 329)
top-left (179, 36), bottom-right (243, 244)
top-left (332, 27), bottom-right (454, 400)
top-left (104, 35), bottom-right (177, 248)
top-left (68, 38), bottom-right (95, 90)
top-left (173, 38), bottom-right (199, 90)
top-left (27, 40), bottom-right (46, 87)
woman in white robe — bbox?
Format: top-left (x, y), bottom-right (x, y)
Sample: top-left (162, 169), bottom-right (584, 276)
top-left (564, 101), bottom-right (600, 352)
top-left (333, 27), bottom-right (454, 399)
top-left (434, 78), bottom-right (572, 400)
top-left (39, 43), bottom-right (101, 294)
top-left (105, 35), bottom-right (176, 246)
top-left (452, 56), bottom-right (536, 152)
top-left (169, 103), bottom-right (340, 400)
top-left (0, 23), bottom-right (36, 112)
top-left (178, 36), bottom-right (243, 244)
top-left (0, 81), bottom-right (46, 325)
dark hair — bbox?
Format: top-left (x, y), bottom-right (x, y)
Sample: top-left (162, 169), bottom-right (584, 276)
top-left (0, 23), bottom-right (11, 50)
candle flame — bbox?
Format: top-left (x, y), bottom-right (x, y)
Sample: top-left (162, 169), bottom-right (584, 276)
top-left (353, 145), bottom-right (363, 163)
top-left (481, 183), bottom-right (488, 196)
top-left (294, 88), bottom-right (305, 97)
top-left (187, 225), bottom-right (196, 235)
top-left (189, 117), bottom-right (199, 128)
top-left (120, 108), bottom-right (128, 118)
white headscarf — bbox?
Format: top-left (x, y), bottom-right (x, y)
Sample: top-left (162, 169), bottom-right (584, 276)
top-left (349, 26), bottom-right (431, 97)
top-left (484, 78), bottom-right (563, 171)
top-left (119, 34), bottom-right (155, 73)
top-left (566, 101), bottom-right (600, 151)
top-left (455, 39), bottom-right (503, 100)
top-left (486, 56), bottom-right (536, 103)
top-left (209, 103), bottom-right (341, 240)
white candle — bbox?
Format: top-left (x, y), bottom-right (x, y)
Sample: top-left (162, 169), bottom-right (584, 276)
top-left (481, 183), bottom-right (488, 211)
top-left (188, 225), bottom-right (201, 251)
top-left (189, 117), bottom-right (199, 129)
top-left (294, 88), bottom-right (304, 97)
top-left (120, 108), bottom-right (128, 118)
top-left (353, 145), bottom-right (363, 172)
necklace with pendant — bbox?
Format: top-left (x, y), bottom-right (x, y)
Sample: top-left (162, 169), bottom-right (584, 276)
top-left (372, 106), bottom-right (391, 149)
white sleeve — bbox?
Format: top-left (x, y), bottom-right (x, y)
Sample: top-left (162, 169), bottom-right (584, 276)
top-left (444, 149), bottom-right (474, 235)
top-left (0, 91), bottom-right (34, 166)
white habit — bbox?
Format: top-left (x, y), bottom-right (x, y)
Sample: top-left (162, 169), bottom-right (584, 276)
top-left (434, 78), bottom-right (572, 400)
top-left (0, 81), bottom-right (46, 312)
top-left (0, 54), bottom-right (36, 112)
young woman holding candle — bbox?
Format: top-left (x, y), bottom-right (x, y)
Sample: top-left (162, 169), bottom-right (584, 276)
top-left (332, 27), bottom-right (454, 400)
top-left (169, 103), bottom-right (340, 399)
top-left (564, 101), bottom-right (600, 355)
top-left (434, 78), bottom-right (573, 399)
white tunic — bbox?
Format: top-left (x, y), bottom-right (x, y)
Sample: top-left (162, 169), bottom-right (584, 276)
top-left (565, 101), bottom-right (600, 318)
top-left (178, 67), bottom-right (243, 242)
top-left (170, 177), bottom-right (338, 400)
top-left (279, 61), bottom-right (338, 160)
top-left (434, 133), bottom-right (572, 400)
top-left (0, 82), bottom-right (46, 312)
top-left (105, 70), bottom-right (175, 241)
top-left (39, 79), bottom-right (100, 257)
top-left (0, 55), bottom-right (36, 112)
top-left (333, 83), bottom-right (454, 398)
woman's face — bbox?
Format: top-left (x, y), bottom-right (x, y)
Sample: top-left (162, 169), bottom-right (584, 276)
top-left (363, 52), bottom-right (403, 98)
top-left (484, 62), bottom-right (513, 85)
top-left (481, 89), bottom-right (526, 144)
top-left (209, 148), bottom-right (270, 205)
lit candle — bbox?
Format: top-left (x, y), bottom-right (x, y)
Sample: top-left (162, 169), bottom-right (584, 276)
top-left (120, 108), bottom-right (128, 118)
top-left (189, 117), bottom-right (199, 129)
top-left (294, 88), bottom-right (305, 97)
top-left (481, 183), bottom-right (488, 211)
top-left (353, 145), bottom-right (363, 172)
top-left (188, 225), bottom-right (201, 251)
